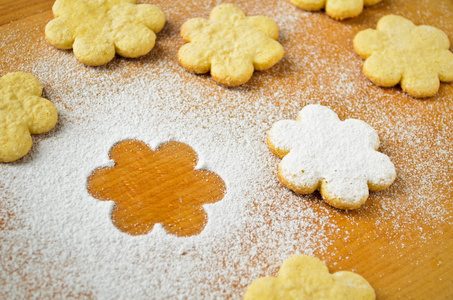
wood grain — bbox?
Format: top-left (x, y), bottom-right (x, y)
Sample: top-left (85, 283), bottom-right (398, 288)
top-left (87, 140), bottom-right (226, 237)
top-left (1, 0), bottom-right (453, 299)
top-left (0, 0), bottom-right (54, 26)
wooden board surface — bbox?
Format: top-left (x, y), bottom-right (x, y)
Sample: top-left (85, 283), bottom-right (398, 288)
top-left (1, 0), bottom-right (453, 298)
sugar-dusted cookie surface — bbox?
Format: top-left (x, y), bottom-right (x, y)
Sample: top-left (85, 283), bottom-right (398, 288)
top-left (0, 72), bottom-right (58, 163)
top-left (267, 104), bottom-right (396, 210)
top-left (291, 0), bottom-right (382, 20)
top-left (178, 4), bottom-right (284, 86)
top-left (354, 15), bottom-right (453, 98)
top-left (244, 254), bottom-right (375, 299)
top-left (45, 0), bottom-right (165, 66)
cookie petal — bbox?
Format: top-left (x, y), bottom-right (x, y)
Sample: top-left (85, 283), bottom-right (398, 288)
top-left (320, 177), bottom-right (369, 210)
top-left (437, 50), bottom-right (453, 82)
top-left (290, 0), bottom-right (327, 11)
top-left (247, 16), bottom-right (280, 40)
top-left (401, 69), bottom-right (440, 98)
top-left (114, 24), bottom-right (156, 58)
top-left (22, 96), bottom-right (58, 135)
top-left (0, 123), bottom-right (33, 163)
top-left (253, 39), bottom-right (284, 71)
top-left (267, 120), bottom-right (302, 158)
top-left (209, 3), bottom-right (245, 23)
top-left (136, 4), bottom-right (166, 34)
top-left (180, 18), bottom-right (210, 43)
top-left (0, 72), bottom-right (42, 98)
top-left (325, 0), bottom-right (363, 20)
top-left (73, 35), bottom-right (116, 66)
top-left (377, 14), bottom-right (414, 32)
top-left (365, 152), bottom-right (396, 192)
top-left (363, 51), bottom-right (403, 87)
top-left (178, 43), bottom-right (212, 74)
top-left (353, 29), bottom-right (386, 59)
top-left (330, 271), bottom-right (376, 299)
top-left (210, 56), bottom-right (254, 86)
top-left (45, 17), bottom-right (75, 50)
top-left (278, 150), bottom-right (322, 195)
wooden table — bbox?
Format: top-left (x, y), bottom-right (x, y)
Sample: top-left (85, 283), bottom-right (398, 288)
top-left (1, 0), bottom-right (452, 298)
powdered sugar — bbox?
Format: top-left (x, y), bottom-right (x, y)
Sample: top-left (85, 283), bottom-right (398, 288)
top-left (1, 0), bottom-right (452, 298)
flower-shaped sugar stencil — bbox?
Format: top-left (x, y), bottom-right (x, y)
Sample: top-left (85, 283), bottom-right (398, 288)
top-left (267, 104), bottom-right (396, 210)
top-left (0, 72), bottom-right (58, 163)
top-left (291, 0), bottom-right (382, 20)
top-left (87, 140), bottom-right (226, 237)
top-left (354, 15), bottom-right (453, 98)
top-left (178, 4), bottom-right (284, 86)
top-left (45, 0), bottom-right (165, 66)
top-left (244, 255), bottom-right (375, 299)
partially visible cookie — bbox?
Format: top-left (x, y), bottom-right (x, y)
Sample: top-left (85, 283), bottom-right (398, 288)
top-left (244, 255), bottom-right (375, 300)
top-left (45, 0), bottom-right (165, 66)
top-left (178, 4), bottom-right (284, 86)
top-left (267, 104), bottom-right (396, 210)
top-left (0, 72), bottom-right (58, 162)
top-left (291, 0), bottom-right (382, 20)
top-left (354, 15), bottom-right (453, 98)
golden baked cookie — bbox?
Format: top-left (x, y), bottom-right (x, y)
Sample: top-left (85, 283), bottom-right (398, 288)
top-left (45, 0), bottom-right (166, 66)
top-left (0, 72), bottom-right (58, 163)
top-left (244, 255), bottom-right (375, 300)
top-left (354, 15), bottom-right (453, 98)
top-left (267, 104), bottom-right (396, 210)
top-left (291, 0), bottom-right (382, 20)
top-left (178, 4), bottom-right (284, 86)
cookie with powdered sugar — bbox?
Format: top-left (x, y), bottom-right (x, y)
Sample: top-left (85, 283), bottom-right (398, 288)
top-left (267, 104), bottom-right (396, 210)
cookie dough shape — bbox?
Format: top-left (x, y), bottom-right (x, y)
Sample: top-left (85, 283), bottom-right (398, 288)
top-left (291, 0), bottom-right (382, 20)
top-left (267, 104), bottom-right (396, 210)
top-left (244, 255), bottom-right (375, 300)
top-left (354, 15), bottom-right (453, 98)
top-left (0, 72), bottom-right (58, 162)
top-left (178, 4), bottom-right (284, 86)
top-left (45, 0), bottom-right (165, 66)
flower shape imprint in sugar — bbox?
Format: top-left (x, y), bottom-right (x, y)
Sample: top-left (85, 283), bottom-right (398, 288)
top-left (45, 0), bottom-right (165, 66)
top-left (0, 72), bottom-right (58, 163)
top-left (244, 255), bottom-right (375, 300)
top-left (291, 0), bottom-right (382, 20)
top-left (178, 4), bottom-right (284, 86)
top-left (266, 104), bottom-right (396, 210)
top-left (354, 15), bottom-right (453, 98)
top-left (87, 140), bottom-right (226, 237)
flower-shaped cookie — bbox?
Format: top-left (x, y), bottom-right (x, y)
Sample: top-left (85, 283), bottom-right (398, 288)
top-left (178, 4), bottom-right (284, 86)
top-left (244, 255), bottom-right (375, 299)
top-left (45, 0), bottom-right (165, 66)
top-left (354, 15), bottom-right (453, 98)
top-left (267, 104), bottom-right (396, 210)
top-left (0, 72), bottom-right (58, 163)
top-left (291, 0), bottom-right (382, 20)
top-left (87, 140), bottom-right (226, 237)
